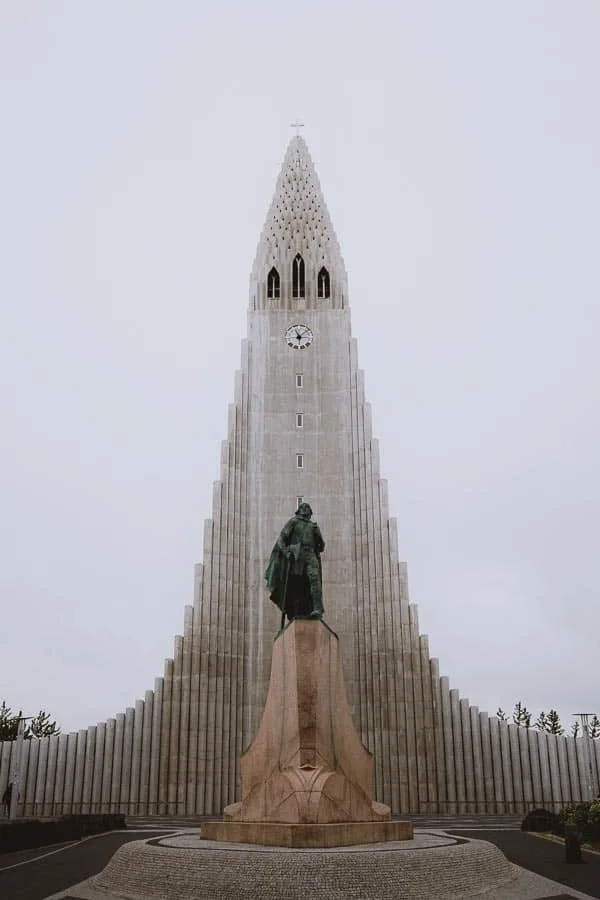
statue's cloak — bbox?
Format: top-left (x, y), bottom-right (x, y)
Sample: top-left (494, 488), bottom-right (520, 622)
top-left (265, 543), bottom-right (289, 613)
top-left (265, 516), bottom-right (324, 614)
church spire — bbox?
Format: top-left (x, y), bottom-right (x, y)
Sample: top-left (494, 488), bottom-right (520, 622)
top-left (250, 136), bottom-right (348, 310)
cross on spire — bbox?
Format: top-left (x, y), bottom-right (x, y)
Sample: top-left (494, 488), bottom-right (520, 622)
top-left (290, 119), bottom-right (305, 136)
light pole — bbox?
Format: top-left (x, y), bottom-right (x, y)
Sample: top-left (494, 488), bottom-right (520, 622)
top-left (573, 713), bottom-right (597, 802)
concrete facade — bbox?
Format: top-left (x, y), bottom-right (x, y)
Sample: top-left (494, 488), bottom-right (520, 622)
top-left (1, 137), bottom-right (598, 817)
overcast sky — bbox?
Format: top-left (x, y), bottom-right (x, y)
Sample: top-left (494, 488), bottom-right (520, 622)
top-left (1, 1), bottom-right (598, 736)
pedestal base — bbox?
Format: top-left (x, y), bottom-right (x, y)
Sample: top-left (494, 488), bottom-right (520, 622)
top-left (200, 818), bottom-right (413, 846)
top-left (45, 831), bottom-right (539, 900)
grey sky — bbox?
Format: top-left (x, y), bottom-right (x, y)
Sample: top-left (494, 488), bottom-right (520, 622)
top-left (1, 1), bottom-right (598, 735)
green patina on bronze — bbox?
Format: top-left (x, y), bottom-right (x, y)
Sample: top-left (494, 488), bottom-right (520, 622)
top-left (265, 503), bottom-right (325, 627)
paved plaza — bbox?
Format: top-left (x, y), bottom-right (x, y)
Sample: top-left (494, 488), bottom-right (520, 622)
top-left (0, 824), bottom-right (598, 900)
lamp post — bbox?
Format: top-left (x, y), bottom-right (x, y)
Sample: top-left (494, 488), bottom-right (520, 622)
top-left (573, 713), bottom-right (597, 802)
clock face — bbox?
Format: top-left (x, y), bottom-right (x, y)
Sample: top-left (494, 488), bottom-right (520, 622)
top-left (285, 324), bottom-right (313, 350)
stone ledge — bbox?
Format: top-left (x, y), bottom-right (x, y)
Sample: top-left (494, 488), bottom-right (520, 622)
top-left (200, 819), bottom-right (413, 846)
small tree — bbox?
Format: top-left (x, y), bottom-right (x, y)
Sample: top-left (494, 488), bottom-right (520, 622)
top-left (589, 715), bottom-right (600, 739)
top-left (0, 702), bottom-right (21, 741)
top-left (535, 711), bottom-right (548, 732)
top-left (546, 710), bottom-right (564, 735)
top-left (26, 711), bottom-right (61, 739)
top-left (513, 702), bottom-right (532, 728)
top-left (497, 708), bottom-right (508, 722)
top-left (0, 700), bottom-right (60, 741)
top-left (572, 720), bottom-right (581, 737)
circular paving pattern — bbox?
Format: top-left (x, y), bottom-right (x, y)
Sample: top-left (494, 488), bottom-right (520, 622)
top-left (84, 831), bottom-right (521, 899)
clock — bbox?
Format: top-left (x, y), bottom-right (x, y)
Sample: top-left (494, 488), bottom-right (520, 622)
top-left (285, 324), bottom-right (313, 350)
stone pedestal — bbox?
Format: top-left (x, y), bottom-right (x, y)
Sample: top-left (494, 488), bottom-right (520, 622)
top-left (201, 619), bottom-right (412, 846)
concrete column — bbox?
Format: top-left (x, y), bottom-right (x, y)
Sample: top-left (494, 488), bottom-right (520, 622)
top-left (72, 730), bottom-right (87, 815)
top-left (149, 678), bottom-right (163, 816)
top-left (0, 741), bottom-right (11, 811)
top-left (130, 699), bottom-right (144, 816)
top-left (536, 731), bottom-right (552, 808)
top-left (187, 574), bottom-right (202, 815)
top-left (469, 706), bottom-right (485, 812)
top-left (120, 707), bottom-right (135, 816)
top-left (499, 722), bottom-right (514, 813)
top-left (158, 658), bottom-right (173, 814)
top-left (430, 659), bottom-right (446, 813)
top-left (460, 699), bottom-right (475, 813)
top-left (389, 530), bottom-right (406, 813)
top-left (354, 376), bottom-right (374, 757)
top-left (62, 732), bottom-right (77, 815)
top-left (101, 719), bottom-right (115, 812)
top-left (556, 736), bottom-right (571, 809)
top-left (42, 735), bottom-right (58, 816)
top-left (139, 690), bottom-right (154, 816)
top-left (110, 714), bottom-right (125, 811)
top-left (53, 734), bottom-right (69, 816)
top-left (508, 725), bottom-right (524, 813)
top-left (367, 442), bottom-right (386, 803)
top-left (196, 546), bottom-right (212, 813)
top-left (81, 726), bottom-right (96, 814)
top-left (216, 444), bottom-right (231, 812)
top-left (409, 604), bottom-right (427, 812)
top-left (379, 486), bottom-right (400, 811)
top-left (450, 690), bottom-right (466, 814)
top-left (479, 713), bottom-right (495, 812)
top-left (168, 636), bottom-right (184, 815)
top-left (350, 353), bottom-right (369, 751)
top-left (391, 564), bottom-right (411, 813)
top-left (527, 729), bottom-right (542, 807)
top-left (518, 726), bottom-right (534, 811)
top-left (235, 348), bottom-right (250, 798)
top-left (17, 740), bottom-right (30, 817)
top-left (420, 635), bottom-right (438, 811)
top-left (177, 608), bottom-right (193, 815)
top-left (565, 735), bottom-right (581, 803)
top-left (24, 739), bottom-right (39, 817)
top-left (547, 732), bottom-right (563, 806)
top-left (203, 489), bottom-right (221, 815)
top-left (592, 740), bottom-right (600, 797)
top-left (574, 736), bottom-right (589, 802)
top-left (439, 676), bottom-right (456, 815)
top-left (91, 722), bottom-right (105, 814)
top-left (34, 738), bottom-right (49, 818)
top-left (488, 717), bottom-right (504, 813)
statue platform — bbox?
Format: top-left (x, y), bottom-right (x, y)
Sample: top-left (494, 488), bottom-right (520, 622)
top-left (201, 618), bottom-right (412, 846)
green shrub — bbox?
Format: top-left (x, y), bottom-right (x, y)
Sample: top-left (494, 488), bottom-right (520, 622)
top-left (560, 802), bottom-right (600, 841)
top-left (521, 808), bottom-right (561, 833)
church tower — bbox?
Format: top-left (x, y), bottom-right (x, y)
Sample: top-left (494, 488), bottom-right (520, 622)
top-left (2, 137), bottom-right (596, 820)
top-left (173, 135), bottom-right (444, 814)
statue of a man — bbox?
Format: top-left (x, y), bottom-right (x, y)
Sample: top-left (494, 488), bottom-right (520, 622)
top-left (265, 502), bottom-right (325, 624)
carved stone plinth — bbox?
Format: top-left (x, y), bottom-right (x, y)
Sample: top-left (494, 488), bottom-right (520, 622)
top-left (201, 619), bottom-right (412, 845)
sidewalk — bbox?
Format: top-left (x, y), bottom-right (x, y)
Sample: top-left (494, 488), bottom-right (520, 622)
top-left (451, 829), bottom-right (600, 899)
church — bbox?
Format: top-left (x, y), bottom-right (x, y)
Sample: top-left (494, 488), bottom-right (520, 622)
top-left (1, 137), bottom-right (597, 817)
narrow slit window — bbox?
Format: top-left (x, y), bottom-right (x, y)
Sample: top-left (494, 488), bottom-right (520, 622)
top-left (267, 266), bottom-right (280, 299)
top-left (317, 266), bottom-right (330, 299)
top-left (292, 253), bottom-right (305, 298)
top-left (296, 373), bottom-right (303, 388)
top-left (296, 413), bottom-right (303, 427)
top-left (296, 453), bottom-right (304, 469)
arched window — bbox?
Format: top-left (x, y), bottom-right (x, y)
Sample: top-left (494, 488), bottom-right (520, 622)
top-left (267, 267), bottom-right (280, 299)
top-left (292, 254), bottom-right (305, 298)
top-left (317, 266), bottom-right (330, 299)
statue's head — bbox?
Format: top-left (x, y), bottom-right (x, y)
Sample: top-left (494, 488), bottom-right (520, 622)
top-left (296, 502), bottom-right (312, 520)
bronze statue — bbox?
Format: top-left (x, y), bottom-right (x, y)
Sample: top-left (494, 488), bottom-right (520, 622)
top-left (265, 503), bottom-right (325, 626)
